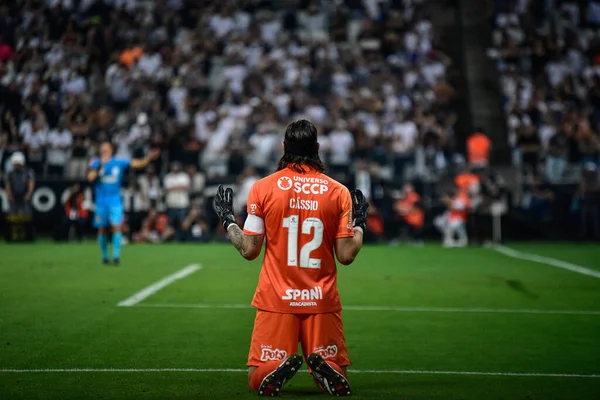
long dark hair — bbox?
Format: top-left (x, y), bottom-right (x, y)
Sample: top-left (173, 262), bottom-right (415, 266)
top-left (276, 119), bottom-right (325, 173)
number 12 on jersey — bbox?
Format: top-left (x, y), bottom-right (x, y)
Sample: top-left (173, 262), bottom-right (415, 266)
top-left (282, 215), bottom-right (323, 269)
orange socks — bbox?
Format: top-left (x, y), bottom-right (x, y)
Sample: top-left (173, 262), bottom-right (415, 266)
top-left (249, 361), bottom-right (281, 391)
top-left (327, 361), bottom-right (347, 377)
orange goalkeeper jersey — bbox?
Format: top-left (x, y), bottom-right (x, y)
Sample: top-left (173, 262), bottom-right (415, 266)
top-left (243, 166), bottom-right (354, 314)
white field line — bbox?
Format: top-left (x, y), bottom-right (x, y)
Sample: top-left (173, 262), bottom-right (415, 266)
top-left (117, 265), bottom-right (201, 307)
top-left (130, 303), bottom-right (600, 316)
top-left (493, 245), bottom-right (600, 279)
top-left (0, 368), bottom-right (599, 378)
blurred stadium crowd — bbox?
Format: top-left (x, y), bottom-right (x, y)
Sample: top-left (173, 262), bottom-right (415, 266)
top-left (491, 0), bottom-right (600, 178)
top-left (0, 0), bottom-right (465, 242)
top-left (0, 0), bottom-right (598, 243)
top-left (490, 0), bottom-right (600, 238)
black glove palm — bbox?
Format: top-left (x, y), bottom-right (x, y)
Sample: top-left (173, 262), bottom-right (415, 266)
top-left (213, 185), bottom-right (236, 230)
top-left (351, 189), bottom-right (369, 231)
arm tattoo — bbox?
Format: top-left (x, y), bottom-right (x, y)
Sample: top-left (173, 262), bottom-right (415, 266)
top-left (228, 224), bottom-right (260, 258)
top-left (228, 225), bottom-right (246, 255)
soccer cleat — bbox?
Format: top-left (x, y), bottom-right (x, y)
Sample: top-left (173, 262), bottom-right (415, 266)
top-left (307, 353), bottom-right (351, 396)
top-left (113, 258), bottom-right (120, 266)
top-left (102, 259), bottom-right (109, 265)
top-left (257, 353), bottom-right (303, 397)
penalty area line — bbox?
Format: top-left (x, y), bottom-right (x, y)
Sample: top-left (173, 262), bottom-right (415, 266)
top-left (130, 303), bottom-right (600, 316)
top-left (117, 264), bottom-right (201, 307)
top-left (493, 245), bottom-right (600, 279)
top-left (0, 368), bottom-right (599, 378)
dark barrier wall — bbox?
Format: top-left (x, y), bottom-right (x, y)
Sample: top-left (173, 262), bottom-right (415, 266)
top-left (0, 179), bottom-right (587, 242)
top-left (0, 180), bottom-right (89, 232)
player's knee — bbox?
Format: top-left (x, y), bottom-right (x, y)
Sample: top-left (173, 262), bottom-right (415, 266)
top-left (112, 225), bottom-right (122, 232)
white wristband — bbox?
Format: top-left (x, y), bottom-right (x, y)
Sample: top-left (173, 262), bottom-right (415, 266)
top-left (226, 222), bottom-right (238, 231)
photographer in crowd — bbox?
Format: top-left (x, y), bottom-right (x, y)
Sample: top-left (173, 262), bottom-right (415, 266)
top-left (62, 183), bottom-right (89, 242)
top-left (181, 207), bottom-right (211, 243)
top-left (470, 168), bottom-right (505, 245)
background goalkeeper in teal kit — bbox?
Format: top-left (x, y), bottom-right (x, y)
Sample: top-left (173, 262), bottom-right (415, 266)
top-left (88, 142), bottom-right (159, 265)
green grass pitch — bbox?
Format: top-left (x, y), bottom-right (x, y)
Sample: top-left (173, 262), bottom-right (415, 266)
top-left (1, 242), bottom-right (599, 399)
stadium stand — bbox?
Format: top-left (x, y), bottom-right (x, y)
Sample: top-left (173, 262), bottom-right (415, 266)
top-left (0, 0), bottom-right (464, 239)
top-left (489, 0), bottom-right (600, 181)
top-left (0, 0), bottom-right (597, 242)
top-left (488, 0), bottom-right (600, 241)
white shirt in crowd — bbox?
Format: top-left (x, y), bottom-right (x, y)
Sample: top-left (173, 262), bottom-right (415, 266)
top-left (167, 84), bottom-right (188, 125)
top-left (248, 132), bottom-right (278, 168)
top-left (355, 168), bottom-right (372, 201)
top-left (138, 53), bottom-right (162, 78)
top-left (63, 73), bottom-right (87, 95)
top-left (242, 41), bottom-right (264, 68)
top-left (271, 91), bottom-right (291, 116)
top-left (123, 187), bottom-right (150, 212)
top-left (112, 0), bottom-right (138, 12)
top-left (129, 123), bottom-right (151, 147)
top-left (105, 63), bottom-right (131, 102)
top-left (305, 104), bottom-right (327, 125)
top-left (24, 128), bottom-right (47, 162)
top-left (332, 70), bottom-right (351, 97)
top-left (260, 17), bottom-right (281, 44)
top-left (538, 123), bottom-right (556, 151)
top-left (113, 130), bottom-right (133, 159)
top-left (164, 171), bottom-right (191, 209)
top-left (388, 120), bottom-right (418, 153)
top-left (46, 128), bottom-right (73, 165)
top-left (19, 120), bottom-right (33, 138)
top-left (546, 60), bottom-right (569, 87)
top-left (328, 129), bottom-right (354, 165)
top-left (404, 67), bottom-right (419, 89)
top-left (222, 63), bottom-right (248, 94)
top-left (298, 9), bottom-right (327, 39)
top-left (194, 111), bottom-right (211, 142)
top-left (422, 61), bottom-right (445, 86)
top-left (210, 14), bottom-right (236, 39)
top-left (45, 45), bottom-right (64, 66)
top-left (138, 174), bottom-right (162, 207)
top-left (203, 117), bottom-right (235, 156)
top-left (235, 174), bottom-right (259, 212)
top-left (189, 172), bottom-right (206, 196)
top-left (23, 129), bottom-right (47, 150)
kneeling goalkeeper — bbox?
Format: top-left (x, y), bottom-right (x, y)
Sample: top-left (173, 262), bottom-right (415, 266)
top-left (214, 120), bottom-right (368, 396)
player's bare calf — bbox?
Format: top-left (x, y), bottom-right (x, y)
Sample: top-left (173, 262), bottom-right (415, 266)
top-left (257, 353), bottom-right (303, 397)
top-left (307, 353), bottom-right (352, 396)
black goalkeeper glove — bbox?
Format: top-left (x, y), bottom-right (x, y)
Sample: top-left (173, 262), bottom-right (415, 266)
top-left (351, 189), bottom-right (369, 232)
top-left (213, 184), bottom-right (237, 230)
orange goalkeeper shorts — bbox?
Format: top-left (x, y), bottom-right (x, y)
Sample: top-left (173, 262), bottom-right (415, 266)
top-left (247, 309), bottom-right (350, 368)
